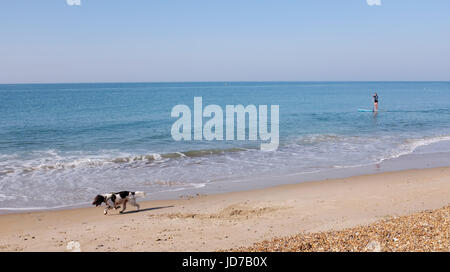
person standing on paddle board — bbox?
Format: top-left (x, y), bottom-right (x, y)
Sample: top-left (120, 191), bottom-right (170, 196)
top-left (373, 92), bottom-right (379, 112)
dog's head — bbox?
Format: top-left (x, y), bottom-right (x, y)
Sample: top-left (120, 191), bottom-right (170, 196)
top-left (92, 195), bottom-right (105, 206)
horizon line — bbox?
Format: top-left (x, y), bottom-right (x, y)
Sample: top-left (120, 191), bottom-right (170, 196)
top-left (1, 80), bottom-right (450, 85)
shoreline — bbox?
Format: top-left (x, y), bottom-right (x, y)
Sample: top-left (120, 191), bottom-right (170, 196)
top-left (4, 144), bottom-right (450, 215)
top-left (3, 146), bottom-right (450, 215)
top-left (1, 166), bottom-right (450, 251)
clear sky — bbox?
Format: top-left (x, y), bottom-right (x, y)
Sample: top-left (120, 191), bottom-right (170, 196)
top-left (1, 0), bottom-right (449, 83)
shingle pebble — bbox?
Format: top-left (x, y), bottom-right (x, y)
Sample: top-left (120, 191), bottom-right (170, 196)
top-left (227, 205), bottom-right (449, 252)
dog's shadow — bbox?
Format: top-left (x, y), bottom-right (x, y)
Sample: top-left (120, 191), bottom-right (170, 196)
top-left (118, 205), bottom-right (174, 215)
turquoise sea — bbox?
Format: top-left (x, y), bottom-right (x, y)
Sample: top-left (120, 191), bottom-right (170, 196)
top-left (1, 82), bottom-right (450, 210)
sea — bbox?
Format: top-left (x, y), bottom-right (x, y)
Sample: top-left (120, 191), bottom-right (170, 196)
top-left (1, 82), bottom-right (450, 211)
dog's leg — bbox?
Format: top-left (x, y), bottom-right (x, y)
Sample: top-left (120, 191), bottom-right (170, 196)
top-left (119, 200), bottom-right (127, 214)
top-left (104, 205), bottom-right (112, 215)
top-left (114, 199), bottom-right (123, 210)
top-left (129, 198), bottom-right (140, 211)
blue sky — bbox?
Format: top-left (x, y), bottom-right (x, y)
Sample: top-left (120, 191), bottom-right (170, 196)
top-left (1, 0), bottom-right (449, 83)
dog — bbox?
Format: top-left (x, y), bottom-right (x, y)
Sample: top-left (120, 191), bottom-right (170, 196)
top-left (92, 191), bottom-right (146, 215)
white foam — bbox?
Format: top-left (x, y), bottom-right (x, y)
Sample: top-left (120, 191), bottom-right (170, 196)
top-left (2, 134), bottom-right (450, 211)
top-left (0, 202), bottom-right (89, 211)
top-left (378, 135), bottom-right (450, 163)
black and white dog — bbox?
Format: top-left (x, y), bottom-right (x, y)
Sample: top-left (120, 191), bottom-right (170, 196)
top-left (92, 191), bottom-right (146, 215)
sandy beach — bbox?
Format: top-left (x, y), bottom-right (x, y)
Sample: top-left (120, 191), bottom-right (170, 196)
top-left (0, 166), bottom-right (449, 252)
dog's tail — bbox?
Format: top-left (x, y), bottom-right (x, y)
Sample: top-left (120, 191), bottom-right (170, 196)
top-left (134, 191), bottom-right (146, 198)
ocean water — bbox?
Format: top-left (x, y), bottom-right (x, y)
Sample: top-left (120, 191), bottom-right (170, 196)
top-left (1, 82), bottom-right (450, 211)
